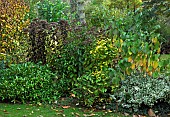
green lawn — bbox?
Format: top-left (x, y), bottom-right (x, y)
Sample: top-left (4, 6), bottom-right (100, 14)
top-left (0, 103), bottom-right (128, 117)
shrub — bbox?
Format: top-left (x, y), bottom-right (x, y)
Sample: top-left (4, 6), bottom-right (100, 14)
top-left (69, 13), bottom-right (167, 105)
top-left (54, 23), bottom-right (94, 96)
top-left (25, 18), bottom-right (68, 65)
top-left (25, 0), bottom-right (69, 22)
top-left (86, 2), bottom-right (167, 77)
top-left (0, 60), bottom-right (5, 70)
top-left (110, 71), bottom-right (170, 112)
top-left (0, 62), bottom-right (59, 104)
top-left (24, 0), bottom-right (40, 20)
top-left (85, 0), bottom-right (142, 27)
top-left (105, 9), bottom-right (168, 77)
top-left (141, 0), bottom-right (170, 53)
top-left (0, 0), bottom-right (30, 66)
top-left (72, 37), bottom-right (123, 106)
top-left (54, 40), bottom-right (85, 95)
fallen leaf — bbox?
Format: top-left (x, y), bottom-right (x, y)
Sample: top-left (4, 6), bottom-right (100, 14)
top-left (54, 100), bottom-right (58, 104)
top-left (138, 115), bottom-right (146, 117)
top-left (37, 115), bottom-right (43, 117)
top-left (133, 115), bottom-right (138, 117)
top-left (3, 110), bottom-right (9, 114)
top-left (56, 110), bottom-right (64, 113)
top-left (70, 93), bottom-right (75, 97)
top-left (62, 106), bottom-right (70, 109)
top-left (83, 113), bottom-right (96, 117)
top-left (107, 109), bottom-right (112, 113)
top-left (37, 102), bottom-right (42, 106)
top-left (75, 113), bottom-right (80, 117)
top-left (61, 98), bottom-right (65, 101)
top-left (124, 112), bottom-right (129, 116)
top-left (3, 110), bottom-right (7, 112)
top-left (148, 109), bottom-right (156, 117)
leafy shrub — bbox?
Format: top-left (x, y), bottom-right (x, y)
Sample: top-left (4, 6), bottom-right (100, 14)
top-left (54, 23), bottom-right (94, 96)
top-left (24, 0), bottom-right (40, 20)
top-left (110, 71), bottom-right (170, 112)
top-left (25, 0), bottom-right (69, 22)
top-left (67, 13), bottom-right (167, 106)
top-left (142, 0), bottom-right (170, 53)
top-left (0, 0), bottom-right (30, 66)
top-left (85, 2), bottom-right (126, 27)
top-left (85, 1), bottom-right (166, 76)
top-left (105, 9), bottom-right (168, 77)
top-left (0, 60), bottom-right (5, 70)
top-left (0, 62), bottom-right (59, 104)
top-left (85, 0), bottom-right (142, 27)
top-left (25, 18), bottom-right (68, 64)
top-left (72, 37), bottom-right (123, 106)
top-left (54, 40), bottom-right (85, 95)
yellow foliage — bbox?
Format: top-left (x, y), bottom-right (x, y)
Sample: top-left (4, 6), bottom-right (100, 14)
top-left (157, 48), bottom-right (161, 54)
top-left (126, 68), bottom-right (130, 75)
top-left (152, 38), bottom-right (158, 44)
top-left (152, 61), bottom-right (159, 69)
top-left (120, 39), bottom-right (123, 44)
top-left (131, 63), bottom-right (136, 70)
top-left (0, 0), bottom-right (29, 65)
top-left (128, 56), bottom-right (133, 62)
top-left (148, 71), bottom-right (152, 76)
top-left (126, 42), bottom-right (161, 76)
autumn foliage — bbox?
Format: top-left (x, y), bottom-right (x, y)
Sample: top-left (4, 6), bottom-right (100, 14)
top-left (0, 0), bottom-right (29, 66)
top-left (0, 0), bottom-right (169, 115)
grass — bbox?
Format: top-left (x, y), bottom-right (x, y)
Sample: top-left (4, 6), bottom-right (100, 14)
top-left (0, 103), bottom-right (56, 117)
top-left (0, 103), bottom-right (127, 117)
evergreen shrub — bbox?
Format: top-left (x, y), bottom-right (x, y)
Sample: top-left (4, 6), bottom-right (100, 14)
top-left (0, 62), bottom-right (59, 104)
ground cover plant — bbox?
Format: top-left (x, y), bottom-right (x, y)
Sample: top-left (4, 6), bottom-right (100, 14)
top-left (0, 0), bottom-right (170, 116)
top-left (110, 71), bottom-right (170, 114)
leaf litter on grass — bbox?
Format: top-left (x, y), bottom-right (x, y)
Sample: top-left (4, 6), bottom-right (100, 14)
top-left (0, 96), bottom-right (129, 117)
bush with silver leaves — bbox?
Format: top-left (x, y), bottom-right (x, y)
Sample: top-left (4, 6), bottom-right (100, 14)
top-left (110, 71), bottom-right (170, 112)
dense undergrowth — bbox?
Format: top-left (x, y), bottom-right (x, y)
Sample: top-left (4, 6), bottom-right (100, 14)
top-left (0, 0), bottom-right (170, 116)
